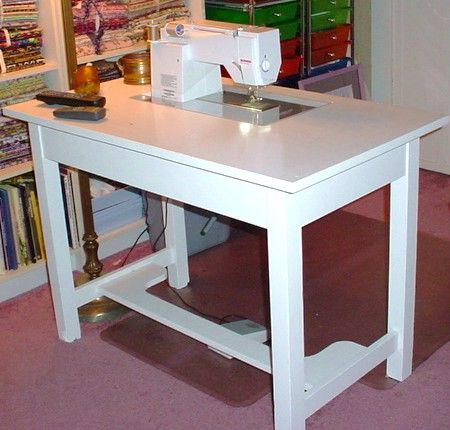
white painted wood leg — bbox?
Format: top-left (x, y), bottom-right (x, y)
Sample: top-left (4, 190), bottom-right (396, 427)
top-left (29, 125), bottom-right (80, 341)
top-left (164, 198), bottom-right (189, 289)
top-left (267, 193), bottom-right (305, 430)
top-left (387, 138), bottom-right (420, 381)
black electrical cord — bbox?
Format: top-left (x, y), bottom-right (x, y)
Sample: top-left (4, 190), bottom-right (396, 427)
top-left (119, 226), bottom-right (148, 268)
top-left (119, 192), bottom-right (151, 267)
top-left (151, 198), bottom-right (168, 250)
top-left (119, 195), bottom-right (168, 267)
top-left (120, 194), bottom-right (250, 325)
top-left (167, 286), bottom-right (249, 325)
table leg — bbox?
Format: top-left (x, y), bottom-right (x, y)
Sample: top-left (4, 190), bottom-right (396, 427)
top-left (164, 198), bottom-right (189, 289)
top-left (267, 195), bottom-right (305, 429)
top-left (30, 125), bottom-right (81, 341)
top-left (387, 138), bottom-right (420, 381)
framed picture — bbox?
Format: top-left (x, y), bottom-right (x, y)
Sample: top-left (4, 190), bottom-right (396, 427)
top-left (298, 64), bottom-right (366, 100)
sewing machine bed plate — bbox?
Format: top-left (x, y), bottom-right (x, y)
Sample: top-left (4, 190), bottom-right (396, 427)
top-left (151, 91), bottom-right (314, 125)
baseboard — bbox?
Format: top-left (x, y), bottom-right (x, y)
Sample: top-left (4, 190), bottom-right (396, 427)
top-left (420, 159), bottom-right (450, 175)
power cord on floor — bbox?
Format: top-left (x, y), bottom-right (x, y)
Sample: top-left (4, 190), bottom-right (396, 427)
top-left (120, 194), bottom-right (250, 325)
top-left (167, 286), bottom-right (248, 325)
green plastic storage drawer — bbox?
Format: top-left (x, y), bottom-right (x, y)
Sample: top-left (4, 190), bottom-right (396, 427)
top-left (205, 1), bottom-right (300, 27)
top-left (310, 8), bottom-right (349, 32)
top-left (277, 19), bottom-right (301, 41)
top-left (311, 0), bottom-right (349, 14)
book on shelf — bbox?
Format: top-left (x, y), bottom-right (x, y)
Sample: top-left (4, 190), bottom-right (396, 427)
top-left (28, 187), bottom-right (45, 260)
top-left (14, 181), bottom-right (43, 263)
top-left (12, 182), bottom-right (37, 263)
top-left (0, 183), bottom-right (31, 266)
top-left (13, 176), bottom-right (46, 263)
top-left (0, 187), bottom-right (18, 270)
top-left (0, 222), bottom-right (5, 274)
top-left (0, 173), bottom-right (46, 271)
top-left (0, 184), bottom-right (34, 266)
top-left (69, 169), bottom-right (85, 243)
top-left (60, 167), bottom-right (81, 249)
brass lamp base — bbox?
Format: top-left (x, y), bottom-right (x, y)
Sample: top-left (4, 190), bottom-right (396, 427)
top-left (78, 296), bottom-right (129, 323)
top-left (75, 273), bottom-right (129, 323)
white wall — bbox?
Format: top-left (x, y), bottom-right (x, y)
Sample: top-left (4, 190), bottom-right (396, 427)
top-left (371, 1), bottom-right (450, 174)
top-left (353, 0), bottom-right (372, 98)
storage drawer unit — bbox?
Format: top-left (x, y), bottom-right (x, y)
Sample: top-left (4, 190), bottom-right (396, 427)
top-left (205, 0), bottom-right (304, 80)
top-left (304, 0), bottom-right (353, 78)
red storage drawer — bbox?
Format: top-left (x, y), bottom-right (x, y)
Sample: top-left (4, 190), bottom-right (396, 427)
top-left (278, 55), bottom-right (303, 79)
top-left (311, 41), bottom-right (350, 66)
top-left (310, 24), bottom-right (351, 50)
top-left (281, 37), bottom-right (301, 58)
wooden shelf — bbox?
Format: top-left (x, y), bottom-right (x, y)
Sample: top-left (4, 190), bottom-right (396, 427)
top-left (77, 42), bottom-right (148, 65)
top-left (0, 161), bottom-right (33, 182)
top-left (0, 62), bottom-right (59, 83)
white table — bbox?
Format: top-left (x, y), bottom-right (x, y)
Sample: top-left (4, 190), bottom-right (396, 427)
top-left (5, 79), bottom-right (448, 429)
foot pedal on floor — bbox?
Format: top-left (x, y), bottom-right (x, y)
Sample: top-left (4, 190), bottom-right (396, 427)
top-left (209, 319), bottom-right (270, 359)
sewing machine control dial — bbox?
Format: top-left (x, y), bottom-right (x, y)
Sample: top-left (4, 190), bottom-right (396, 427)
top-left (260, 59), bottom-right (270, 72)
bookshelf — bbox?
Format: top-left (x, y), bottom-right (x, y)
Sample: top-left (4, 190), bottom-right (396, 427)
top-left (0, 0), bottom-right (67, 301)
top-left (0, 0), bottom-right (149, 304)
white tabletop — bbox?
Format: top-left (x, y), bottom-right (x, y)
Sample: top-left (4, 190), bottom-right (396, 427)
top-left (4, 79), bottom-right (448, 193)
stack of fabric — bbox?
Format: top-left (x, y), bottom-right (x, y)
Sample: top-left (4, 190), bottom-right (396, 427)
top-left (0, 74), bottom-right (46, 167)
top-left (73, 0), bottom-right (190, 60)
top-left (0, 0), bottom-right (44, 73)
top-left (73, 0), bottom-right (134, 58)
top-left (127, 0), bottom-right (190, 42)
top-left (0, 115), bottom-right (31, 168)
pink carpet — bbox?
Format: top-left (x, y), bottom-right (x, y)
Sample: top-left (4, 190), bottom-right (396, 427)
top-left (1, 282), bottom-right (449, 429)
top-left (100, 209), bottom-right (450, 399)
top-left (0, 169), bottom-right (449, 429)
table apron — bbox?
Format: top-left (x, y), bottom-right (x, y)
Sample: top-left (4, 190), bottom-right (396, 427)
top-left (287, 144), bottom-right (406, 226)
top-left (41, 127), bottom-right (271, 228)
top-left (40, 126), bottom-right (406, 230)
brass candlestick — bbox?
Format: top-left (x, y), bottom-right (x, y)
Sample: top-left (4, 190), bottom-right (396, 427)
top-left (61, 16), bottom-right (129, 322)
top-left (76, 170), bottom-right (128, 322)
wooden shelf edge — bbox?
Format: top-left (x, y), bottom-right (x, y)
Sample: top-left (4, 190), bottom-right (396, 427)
top-left (0, 62), bottom-right (59, 83)
top-left (77, 42), bottom-right (148, 65)
top-left (0, 161), bottom-right (34, 182)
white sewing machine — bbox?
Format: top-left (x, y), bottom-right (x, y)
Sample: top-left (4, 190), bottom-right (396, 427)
top-left (150, 19), bottom-right (282, 102)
